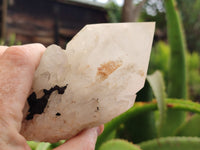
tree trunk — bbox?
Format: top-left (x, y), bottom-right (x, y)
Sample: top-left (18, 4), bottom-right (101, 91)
top-left (122, 0), bottom-right (147, 22)
top-left (122, 0), bottom-right (134, 22)
top-left (132, 0), bottom-right (147, 21)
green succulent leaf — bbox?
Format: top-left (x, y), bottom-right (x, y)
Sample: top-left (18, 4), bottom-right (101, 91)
top-left (165, 0), bottom-right (187, 99)
top-left (175, 114), bottom-right (200, 136)
top-left (164, 0), bottom-right (187, 136)
top-left (140, 137), bottom-right (200, 150)
top-left (99, 139), bottom-right (141, 150)
top-left (35, 142), bottom-right (51, 150)
top-left (27, 141), bottom-right (39, 150)
top-left (147, 71), bottom-right (166, 135)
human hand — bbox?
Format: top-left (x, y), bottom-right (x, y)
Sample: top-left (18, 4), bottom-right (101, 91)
top-left (0, 44), bottom-right (104, 150)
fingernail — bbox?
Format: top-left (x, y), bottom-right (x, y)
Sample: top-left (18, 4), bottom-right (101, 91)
top-left (95, 127), bottom-right (101, 136)
top-left (97, 125), bottom-right (104, 136)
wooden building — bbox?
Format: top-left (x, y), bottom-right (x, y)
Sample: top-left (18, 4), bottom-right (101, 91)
top-left (0, 0), bottom-right (108, 48)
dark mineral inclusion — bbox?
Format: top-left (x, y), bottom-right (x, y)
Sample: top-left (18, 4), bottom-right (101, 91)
top-left (26, 84), bottom-right (68, 120)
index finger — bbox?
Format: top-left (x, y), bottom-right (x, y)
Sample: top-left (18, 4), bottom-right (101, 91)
top-left (0, 43), bottom-right (45, 131)
top-left (0, 46), bottom-right (8, 56)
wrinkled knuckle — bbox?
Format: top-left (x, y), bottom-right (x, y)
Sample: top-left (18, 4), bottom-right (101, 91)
top-left (5, 46), bottom-right (32, 66)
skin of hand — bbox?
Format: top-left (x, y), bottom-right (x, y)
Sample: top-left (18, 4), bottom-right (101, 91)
top-left (0, 44), bottom-right (104, 150)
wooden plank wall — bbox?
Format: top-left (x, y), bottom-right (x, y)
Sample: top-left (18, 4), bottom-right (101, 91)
top-left (5, 0), bottom-right (107, 48)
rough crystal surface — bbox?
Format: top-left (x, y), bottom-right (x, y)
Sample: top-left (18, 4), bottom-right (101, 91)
top-left (20, 22), bottom-right (155, 142)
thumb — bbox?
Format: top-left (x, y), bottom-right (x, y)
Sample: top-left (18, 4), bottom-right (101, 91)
top-left (54, 125), bottom-right (104, 150)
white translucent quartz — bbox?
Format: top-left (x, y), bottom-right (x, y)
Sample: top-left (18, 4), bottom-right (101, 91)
top-left (20, 22), bottom-right (155, 142)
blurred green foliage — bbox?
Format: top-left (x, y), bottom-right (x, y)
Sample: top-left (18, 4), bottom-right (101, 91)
top-left (0, 34), bottom-right (21, 46)
top-left (149, 41), bottom-right (170, 84)
top-left (149, 41), bottom-right (200, 101)
top-left (187, 52), bottom-right (200, 100)
top-left (105, 1), bottom-right (121, 22)
top-left (176, 0), bottom-right (200, 53)
top-left (140, 11), bottom-right (166, 31)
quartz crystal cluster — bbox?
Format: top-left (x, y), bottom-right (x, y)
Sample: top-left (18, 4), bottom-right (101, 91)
top-left (20, 23), bottom-right (155, 142)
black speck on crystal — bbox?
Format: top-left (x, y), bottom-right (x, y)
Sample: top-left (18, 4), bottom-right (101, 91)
top-left (26, 84), bottom-right (68, 120)
top-left (56, 112), bottom-right (61, 116)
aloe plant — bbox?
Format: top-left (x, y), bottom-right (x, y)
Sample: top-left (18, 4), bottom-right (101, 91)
top-left (163, 0), bottom-right (187, 136)
top-left (165, 0), bottom-right (187, 99)
top-left (175, 114), bottom-right (200, 136)
top-left (140, 137), bottom-right (200, 150)
top-left (96, 98), bottom-right (200, 149)
top-left (99, 139), bottom-right (141, 150)
top-left (98, 137), bottom-right (200, 150)
top-left (35, 143), bottom-right (51, 150)
top-left (147, 71), bottom-right (166, 136)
